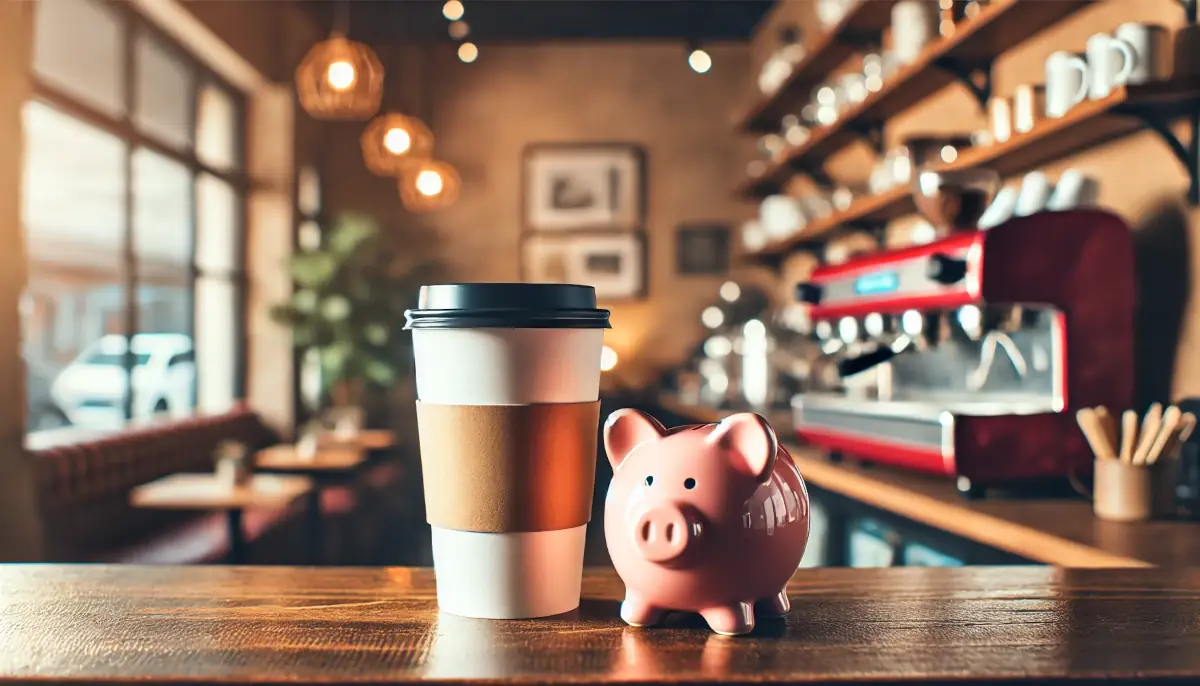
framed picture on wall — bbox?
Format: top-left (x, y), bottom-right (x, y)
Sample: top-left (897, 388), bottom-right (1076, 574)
top-left (676, 223), bottom-right (731, 275)
top-left (521, 232), bottom-right (647, 300)
top-left (523, 144), bottom-right (645, 232)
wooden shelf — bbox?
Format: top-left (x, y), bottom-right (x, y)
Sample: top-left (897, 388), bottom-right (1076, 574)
top-left (748, 80), bottom-right (1200, 262)
top-left (736, 0), bottom-right (896, 134)
top-left (738, 0), bottom-right (1094, 199)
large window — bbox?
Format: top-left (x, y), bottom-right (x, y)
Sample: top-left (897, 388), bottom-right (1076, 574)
top-left (22, 0), bottom-right (245, 438)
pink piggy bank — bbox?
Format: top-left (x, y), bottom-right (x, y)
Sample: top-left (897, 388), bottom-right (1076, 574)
top-left (603, 409), bottom-right (810, 636)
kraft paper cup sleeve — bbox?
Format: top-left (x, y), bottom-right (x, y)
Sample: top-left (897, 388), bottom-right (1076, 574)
top-left (416, 401), bottom-right (600, 533)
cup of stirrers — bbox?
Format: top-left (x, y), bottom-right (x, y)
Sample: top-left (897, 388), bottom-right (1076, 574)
top-left (1076, 404), bottom-right (1195, 522)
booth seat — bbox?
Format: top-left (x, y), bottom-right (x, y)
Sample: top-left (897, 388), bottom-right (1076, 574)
top-left (30, 408), bottom-right (288, 563)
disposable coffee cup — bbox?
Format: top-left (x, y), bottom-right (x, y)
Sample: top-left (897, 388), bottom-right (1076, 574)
top-left (404, 283), bottom-right (610, 619)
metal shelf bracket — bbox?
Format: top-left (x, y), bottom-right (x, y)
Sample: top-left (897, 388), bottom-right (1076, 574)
top-left (1130, 107), bottom-right (1200, 205)
top-left (932, 56), bottom-right (994, 108)
top-left (847, 121), bottom-right (886, 155)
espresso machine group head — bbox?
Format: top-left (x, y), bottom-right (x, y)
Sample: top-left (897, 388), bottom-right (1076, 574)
top-left (792, 210), bottom-right (1135, 497)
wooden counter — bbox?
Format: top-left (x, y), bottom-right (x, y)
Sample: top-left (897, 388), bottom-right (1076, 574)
top-left (657, 397), bottom-right (1200, 569)
top-left (2, 564), bottom-right (1199, 685)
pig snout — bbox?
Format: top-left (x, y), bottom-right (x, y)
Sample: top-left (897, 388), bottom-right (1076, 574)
top-left (631, 504), bottom-right (704, 563)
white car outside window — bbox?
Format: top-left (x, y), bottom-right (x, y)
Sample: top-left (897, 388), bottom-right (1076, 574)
top-left (51, 333), bottom-right (195, 430)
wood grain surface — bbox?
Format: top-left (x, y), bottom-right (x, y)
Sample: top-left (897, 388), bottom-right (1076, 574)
top-left (655, 397), bottom-right (1200, 568)
top-left (0, 565), bottom-right (1197, 684)
top-left (129, 473), bottom-right (313, 511)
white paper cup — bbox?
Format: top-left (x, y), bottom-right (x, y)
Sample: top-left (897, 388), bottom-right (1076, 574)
top-left (405, 283), bottom-right (609, 619)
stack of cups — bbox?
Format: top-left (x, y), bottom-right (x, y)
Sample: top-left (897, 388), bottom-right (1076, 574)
top-left (404, 283), bottom-right (610, 619)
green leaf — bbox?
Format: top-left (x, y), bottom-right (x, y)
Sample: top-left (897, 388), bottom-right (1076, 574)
top-left (291, 289), bottom-right (319, 313)
top-left (328, 214), bottom-right (378, 256)
top-left (320, 343), bottom-right (352, 381)
top-left (363, 358), bottom-right (396, 386)
top-left (292, 325), bottom-right (319, 349)
top-left (289, 252), bottom-right (338, 288)
top-left (364, 323), bottom-right (388, 345)
top-left (321, 295), bottom-right (351, 322)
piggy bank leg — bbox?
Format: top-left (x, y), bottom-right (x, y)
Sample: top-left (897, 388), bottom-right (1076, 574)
top-left (699, 601), bottom-right (755, 636)
top-left (620, 593), bottom-right (666, 627)
top-left (755, 590), bottom-right (791, 618)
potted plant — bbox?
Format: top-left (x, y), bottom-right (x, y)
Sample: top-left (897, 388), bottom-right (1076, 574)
top-left (271, 213), bottom-right (436, 429)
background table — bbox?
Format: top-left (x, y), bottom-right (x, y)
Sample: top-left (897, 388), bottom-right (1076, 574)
top-left (0, 565), bottom-right (1197, 684)
top-left (316, 429), bottom-right (396, 450)
top-left (254, 444), bottom-right (369, 563)
top-left (129, 473), bottom-right (312, 563)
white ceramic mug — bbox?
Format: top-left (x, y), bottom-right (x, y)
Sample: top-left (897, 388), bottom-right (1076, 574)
top-left (1085, 32), bottom-right (1137, 99)
top-left (978, 185), bottom-right (1019, 229)
top-left (891, 1), bottom-right (939, 65)
top-left (1116, 22), bottom-right (1170, 84)
top-left (1044, 51), bottom-right (1089, 118)
top-left (1015, 171), bottom-right (1053, 217)
top-left (1046, 169), bottom-right (1100, 210)
top-left (1012, 83), bottom-right (1045, 134)
top-left (987, 96), bottom-right (1012, 144)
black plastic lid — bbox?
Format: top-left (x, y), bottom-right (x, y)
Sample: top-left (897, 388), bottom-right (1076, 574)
top-left (404, 283), bottom-right (611, 329)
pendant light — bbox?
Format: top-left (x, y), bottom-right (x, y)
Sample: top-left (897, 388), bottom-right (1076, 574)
top-left (397, 49), bottom-right (460, 212)
top-left (295, 2), bottom-right (383, 120)
top-left (361, 113), bottom-right (434, 176)
top-left (400, 160), bottom-right (461, 212)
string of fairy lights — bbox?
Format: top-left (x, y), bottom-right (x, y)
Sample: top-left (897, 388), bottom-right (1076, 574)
top-left (443, 0), bottom-right (478, 63)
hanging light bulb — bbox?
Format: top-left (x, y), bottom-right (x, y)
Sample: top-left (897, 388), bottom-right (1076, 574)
top-left (458, 42), bottom-right (479, 63)
top-left (296, 33), bottom-right (384, 120)
top-left (416, 169), bottom-right (444, 196)
top-left (443, 0), bottom-right (465, 21)
top-left (688, 48), bottom-right (712, 73)
top-left (399, 160), bottom-right (461, 212)
top-left (326, 60), bottom-right (356, 90)
top-left (360, 113), bottom-right (434, 177)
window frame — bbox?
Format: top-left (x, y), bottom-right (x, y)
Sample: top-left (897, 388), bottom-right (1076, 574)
top-left (26, 0), bottom-right (249, 428)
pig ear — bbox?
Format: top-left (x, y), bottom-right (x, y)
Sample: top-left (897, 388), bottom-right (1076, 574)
top-left (604, 409), bottom-right (666, 469)
top-left (707, 413), bottom-right (777, 482)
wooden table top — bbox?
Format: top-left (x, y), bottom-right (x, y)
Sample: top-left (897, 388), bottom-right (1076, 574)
top-left (317, 429), bottom-right (396, 450)
top-left (129, 473), bottom-right (313, 511)
top-left (0, 565), bottom-right (1197, 685)
top-left (656, 397), bottom-right (1200, 568)
top-left (255, 444), bottom-right (368, 472)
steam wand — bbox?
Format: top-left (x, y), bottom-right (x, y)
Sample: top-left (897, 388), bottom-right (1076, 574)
top-left (966, 330), bottom-right (1028, 391)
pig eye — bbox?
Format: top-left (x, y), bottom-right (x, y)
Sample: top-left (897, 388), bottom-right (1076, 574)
top-left (644, 476), bottom-right (654, 486)
top-left (684, 478), bottom-right (696, 489)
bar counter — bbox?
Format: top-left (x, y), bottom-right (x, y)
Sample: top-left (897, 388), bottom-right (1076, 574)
top-left (1, 564), bottom-right (1199, 685)
top-left (656, 397), bottom-right (1200, 568)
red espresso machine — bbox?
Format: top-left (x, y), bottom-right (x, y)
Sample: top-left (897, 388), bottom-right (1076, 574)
top-left (792, 210), bottom-right (1134, 497)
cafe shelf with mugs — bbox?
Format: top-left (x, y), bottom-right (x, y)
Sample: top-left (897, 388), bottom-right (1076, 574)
top-left (738, 0), bottom-right (1095, 200)
top-left (735, 0), bottom-right (1200, 265)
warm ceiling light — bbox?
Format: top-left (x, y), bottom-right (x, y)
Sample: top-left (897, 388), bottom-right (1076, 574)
top-left (383, 127), bottom-right (412, 154)
top-left (326, 60), bottom-right (356, 90)
top-left (688, 48), bottom-right (712, 73)
top-left (600, 345), bottom-right (618, 372)
top-left (448, 20), bottom-right (470, 40)
top-left (295, 34), bottom-right (384, 120)
top-left (458, 42), bottom-right (478, 63)
top-left (360, 113), bottom-right (434, 176)
top-left (416, 169), bottom-right (444, 197)
top-left (399, 160), bottom-right (461, 212)
top-left (443, 0), bottom-right (464, 21)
